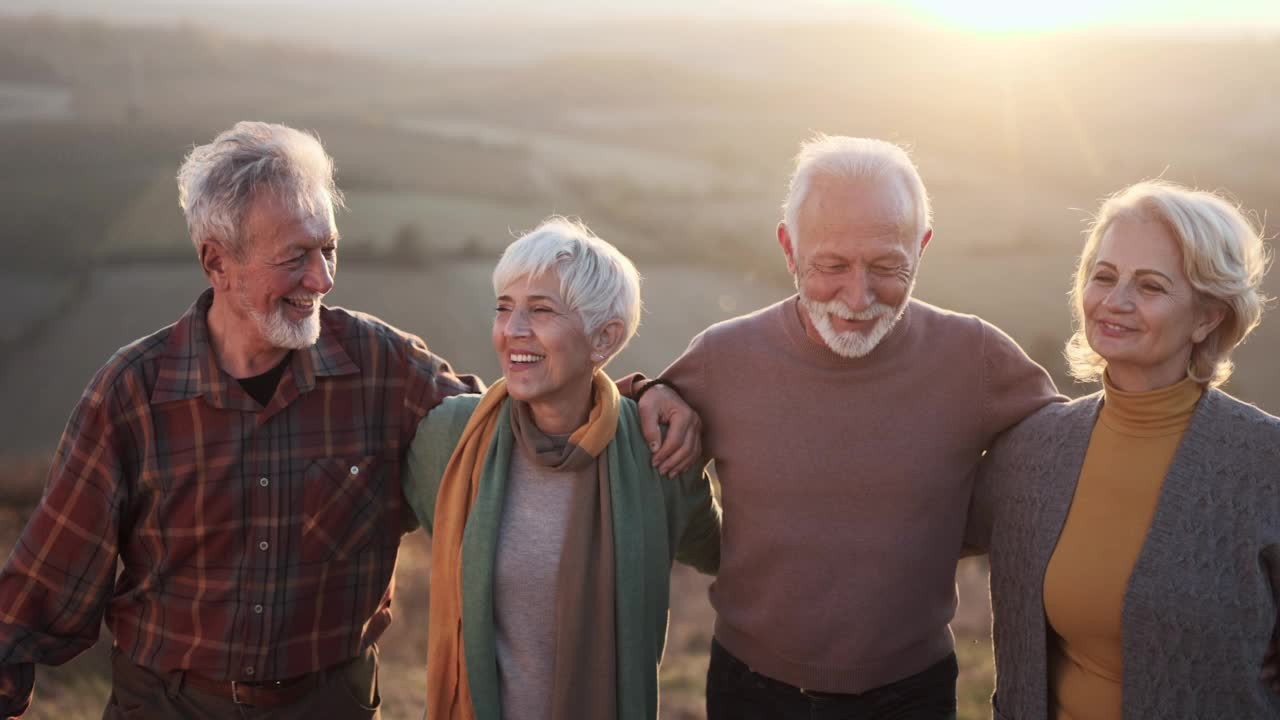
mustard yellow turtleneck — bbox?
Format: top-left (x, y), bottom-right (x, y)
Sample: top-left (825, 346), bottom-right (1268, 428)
top-left (1042, 374), bottom-right (1204, 720)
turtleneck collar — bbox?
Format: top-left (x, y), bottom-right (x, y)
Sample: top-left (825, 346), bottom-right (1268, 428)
top-left (779, 295), bottom-right (916, 369)
top-left (1099, 372), bottom-right (1204, 437)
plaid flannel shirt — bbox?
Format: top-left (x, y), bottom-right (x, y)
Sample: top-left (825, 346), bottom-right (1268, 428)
top-left (0, 290), bottom-right (481, 715)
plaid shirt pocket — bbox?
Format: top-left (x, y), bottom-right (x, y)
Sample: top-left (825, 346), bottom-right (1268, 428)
top-left (301, 456), bottom-right (386, 563)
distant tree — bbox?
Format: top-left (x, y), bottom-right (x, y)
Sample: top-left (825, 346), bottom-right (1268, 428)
top-left (458, 234), bottom-right (485, 259)
top-left (390, 222), bottom-right (428, 266)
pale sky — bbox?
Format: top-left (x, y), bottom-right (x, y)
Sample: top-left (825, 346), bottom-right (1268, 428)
top-left (882, 0), bottom-right (1280, 32)
top-left (4, 0), bottom-right (1280, 33)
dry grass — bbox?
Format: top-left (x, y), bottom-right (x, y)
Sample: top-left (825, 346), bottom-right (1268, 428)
top-left (0, 507), bottom-right (996, 720)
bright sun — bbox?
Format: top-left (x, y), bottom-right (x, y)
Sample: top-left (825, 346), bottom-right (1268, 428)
top-left (897, 0), bottom-right (1118, 33)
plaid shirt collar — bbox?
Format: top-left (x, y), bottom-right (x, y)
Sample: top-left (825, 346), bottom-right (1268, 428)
top-left (151, 289), bottom-right (360, 411)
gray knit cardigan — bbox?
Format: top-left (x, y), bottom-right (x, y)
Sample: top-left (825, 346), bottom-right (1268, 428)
top-left (967, 387), bottom-right (1280, 719)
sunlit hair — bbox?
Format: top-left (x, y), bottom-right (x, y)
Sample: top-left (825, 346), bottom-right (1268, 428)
top-left (1066, 180), bottom-right (1271, 387)
top-left (782, 134), bottom-right (933, 250)
top-left (177, 121), bottom-right (343, 259)
top-left (493, 217), bottom-right (642, 363)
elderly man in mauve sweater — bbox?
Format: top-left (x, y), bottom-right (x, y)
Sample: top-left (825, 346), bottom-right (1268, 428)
top-left (632, 135), bottom-right (1064, 719)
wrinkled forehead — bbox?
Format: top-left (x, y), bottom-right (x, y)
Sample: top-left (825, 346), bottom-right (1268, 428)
top-left (1094, 215), bottom-right (1185, 276)
top-left (496, 270), bottom-right (566, 301)
top-left (242, 189), bottom-right (338, 255)
top-left (796, 175), bottom-right (915, 252)
top-left (298, 199), bottom-right (337, 238)
top-left (800, 174), bottom-right (911, 229)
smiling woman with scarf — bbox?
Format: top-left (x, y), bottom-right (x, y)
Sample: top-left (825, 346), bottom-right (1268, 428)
top-left (402, 217), bottom-right (721, 720)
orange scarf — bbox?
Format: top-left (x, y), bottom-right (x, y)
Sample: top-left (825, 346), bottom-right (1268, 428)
top-left (426, 372), bottom-right (619, 720)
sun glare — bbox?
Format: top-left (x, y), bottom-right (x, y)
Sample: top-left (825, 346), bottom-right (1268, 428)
top-left (896, 0), bottom-right (1117, 33)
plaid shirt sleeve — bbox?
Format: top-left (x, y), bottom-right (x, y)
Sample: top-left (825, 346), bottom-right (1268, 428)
top-left (0, 363), bottom-right (128, 717)
top-left (399, 330), bottom-right (484, 418)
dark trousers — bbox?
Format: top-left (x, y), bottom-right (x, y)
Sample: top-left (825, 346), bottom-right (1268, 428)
top-left (102, 644), bottom-right (381, 720)
top-left (706, 638), bottom-right (958, 720)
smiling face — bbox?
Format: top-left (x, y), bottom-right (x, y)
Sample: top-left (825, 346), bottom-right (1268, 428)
top-left (780, 175), bottom-right (928, 358)
top-left (226, 192), bottom-right (338, 351)
top-left (1082, 216), bottom-right (1221, 391)
top-left (493, 272), bottom-right (614, 431)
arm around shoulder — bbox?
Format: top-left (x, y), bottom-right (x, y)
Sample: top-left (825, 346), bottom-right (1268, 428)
top-left (981, 321), bottom-right (1066, 441)
top-left (667, 463), bottom-right (721, 575)
top-left (965, 412), bottom-right (1041, 554)
top-left (403, 394), bottom-right (483, 535)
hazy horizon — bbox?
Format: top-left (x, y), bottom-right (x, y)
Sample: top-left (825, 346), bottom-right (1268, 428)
top-left (5, 0), bottom-right (1280, 34)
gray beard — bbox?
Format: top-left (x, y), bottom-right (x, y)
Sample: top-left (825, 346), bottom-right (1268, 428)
top-left (795, 278), bottom-right (914, 359)
top-left (238, 285), bottom-right (321, 350)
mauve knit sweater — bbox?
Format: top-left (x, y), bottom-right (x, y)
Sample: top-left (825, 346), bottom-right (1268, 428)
top-left (658, 296), bottom-right (1060, 693)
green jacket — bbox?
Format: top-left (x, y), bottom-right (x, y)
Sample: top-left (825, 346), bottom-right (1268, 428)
top-left (403, 394), bottom-right (721, 720)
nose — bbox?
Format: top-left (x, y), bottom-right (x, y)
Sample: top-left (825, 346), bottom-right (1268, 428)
top-left (505, 307), bottom-right (532, 337)
top-left (1102, 279), bottom-right (1136, 312)
top-left (838, 268), bottom-right (875, 312)
top-left (303, 249), bottom-right (335, 296)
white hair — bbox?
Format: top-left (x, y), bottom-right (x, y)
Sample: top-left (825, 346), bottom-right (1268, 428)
top-left (493, 217), bottom-right (642, 362)
top-left (782, 134), bottom-right (932, 250)
top-left (177, 121), bottom-right (343, 259)
top-left (1066, 179), bottom-right (1272, 387)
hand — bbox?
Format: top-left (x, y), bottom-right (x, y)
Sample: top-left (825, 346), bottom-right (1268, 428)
top-left (637, 382), bottom-right (703, 476)
top-left (1264, 632), bottom-right (1280, 694)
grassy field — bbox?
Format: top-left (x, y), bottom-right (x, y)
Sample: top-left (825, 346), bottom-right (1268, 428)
top-left (0, 485), bottom-right (994, 720)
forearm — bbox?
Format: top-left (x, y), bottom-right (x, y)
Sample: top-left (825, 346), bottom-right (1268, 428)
top-left (673, 470), bottom-right (721, 575)
top-left (0, 529), bottom-right (115, 670)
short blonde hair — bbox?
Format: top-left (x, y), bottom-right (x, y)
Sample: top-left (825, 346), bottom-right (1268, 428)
top-left (492, 217), bottom-right (642, 363)
top-left (1066, 180), bottom-right (1271, 387)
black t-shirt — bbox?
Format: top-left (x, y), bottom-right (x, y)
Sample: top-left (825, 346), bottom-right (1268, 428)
top-left (237, 351), bottom-right (292, 407)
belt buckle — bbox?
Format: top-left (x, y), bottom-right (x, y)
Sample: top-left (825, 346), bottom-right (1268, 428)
top-left (231, 680), bottom-right (248, 706)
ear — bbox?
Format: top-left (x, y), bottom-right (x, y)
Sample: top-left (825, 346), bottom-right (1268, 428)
top-left (200, 239), bottom-right (233, 291)
top-left (778, 222), bottom-right (798, 274)
top-left (1191, 299), bottom-right (1226, 344)
top-left (918, 228), bottom-right (933, 256)
top-left (590, 319), bottom-right (626, 365)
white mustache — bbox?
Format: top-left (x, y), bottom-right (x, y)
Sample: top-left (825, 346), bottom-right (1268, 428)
top-left (803, 299), bottom-right (894, 322)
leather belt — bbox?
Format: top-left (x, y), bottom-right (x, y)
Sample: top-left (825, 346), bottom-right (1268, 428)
top-left (181, 668), bottom-right (325, 709)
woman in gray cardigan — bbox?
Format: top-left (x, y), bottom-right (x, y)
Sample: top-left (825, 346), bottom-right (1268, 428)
top-left (968, 180), bottom-right (1279, 719)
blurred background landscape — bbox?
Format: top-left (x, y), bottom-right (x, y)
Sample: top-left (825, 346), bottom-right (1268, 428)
top-left (0, 1), bottom-right (1277, 717)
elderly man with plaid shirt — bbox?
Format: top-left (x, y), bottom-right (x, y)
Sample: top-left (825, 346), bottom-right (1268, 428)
top-left (0, 122), bottom-right (696, 719)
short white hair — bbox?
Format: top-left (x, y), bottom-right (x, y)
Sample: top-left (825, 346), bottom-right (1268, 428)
top-left (177, 121), bottom-right (343, 259)
top-left (493, 217), bottom-right (642, 361)
top-left (782, 134), bottom-right (932, 250)
top-left (1066, 180), bottom-right (1272, 387)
